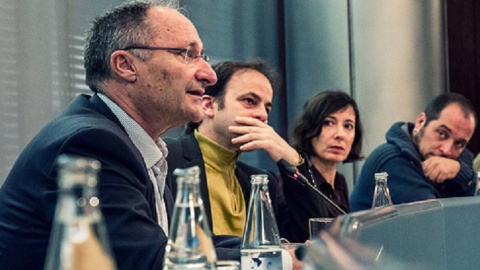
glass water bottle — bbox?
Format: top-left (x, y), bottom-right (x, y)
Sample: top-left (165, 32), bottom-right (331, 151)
top-left (240, 174), bottom-right (282, 270)
top-left (164, 166), bottom-right (217, 270)
top-left (475, 172), bottom-right (480, 196)
top-left (44, 155), bottom-right (117, 270)
top-left (371, 172), bottom-right (393, 208)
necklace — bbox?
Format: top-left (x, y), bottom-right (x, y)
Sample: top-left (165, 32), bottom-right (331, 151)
top-left (307, 166), bottom-right (319, 189)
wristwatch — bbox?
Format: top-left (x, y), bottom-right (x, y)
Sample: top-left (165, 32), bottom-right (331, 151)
top-left (297, 152), bottom-right (305, 166)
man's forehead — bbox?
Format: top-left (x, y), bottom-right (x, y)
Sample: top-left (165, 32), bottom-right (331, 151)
top-left (438, 103), bottom-right (474, 123)
top-left (148, 6), bottom-right (201, 46)
top-left (227, 87), bottom-right (273, 104)
top-left (435, 104), bottom-right (475, 138)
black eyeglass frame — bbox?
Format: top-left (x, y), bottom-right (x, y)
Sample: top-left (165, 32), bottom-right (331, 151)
top-left (121, 45), bottom-right (209, 63)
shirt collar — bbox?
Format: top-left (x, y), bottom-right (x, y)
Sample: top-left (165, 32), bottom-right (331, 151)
top-left (97, 93), bottom-right (167, 168)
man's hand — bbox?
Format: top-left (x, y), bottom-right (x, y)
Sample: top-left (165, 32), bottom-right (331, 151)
top-left (228, 116), bottom-right (300, 165)
top-left (422, 156), bottom-right (460, 183)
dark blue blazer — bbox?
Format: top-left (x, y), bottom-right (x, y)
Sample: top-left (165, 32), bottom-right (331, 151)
top-left (0, 94), bottom-right (171, 270)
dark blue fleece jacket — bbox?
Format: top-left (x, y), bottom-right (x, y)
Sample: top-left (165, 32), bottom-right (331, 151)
top-left (350, 122), bottom-right (475, 211)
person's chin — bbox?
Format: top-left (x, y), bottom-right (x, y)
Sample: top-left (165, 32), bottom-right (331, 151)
top-left (325, 151), bottom-right (346, 161)
top-left (187, 109), bottom-right (205, 123)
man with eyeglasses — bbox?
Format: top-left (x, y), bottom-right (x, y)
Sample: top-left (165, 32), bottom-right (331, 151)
top-left (0, 1), bottom-right (218, 270)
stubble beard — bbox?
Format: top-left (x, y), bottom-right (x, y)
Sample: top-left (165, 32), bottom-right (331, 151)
top-left (412, 126), bottom-right (427, 159)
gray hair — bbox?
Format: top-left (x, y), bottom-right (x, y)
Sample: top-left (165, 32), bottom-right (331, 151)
top-left (83, 0), bottom-right (181, 92)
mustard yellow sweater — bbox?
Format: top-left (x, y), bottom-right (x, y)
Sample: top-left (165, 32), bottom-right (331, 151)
top-left (195, 131), bottom-right (246, 236)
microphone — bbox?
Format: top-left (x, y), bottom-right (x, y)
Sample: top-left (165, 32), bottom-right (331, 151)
top-left (277, 159), bottom-right (346, 215)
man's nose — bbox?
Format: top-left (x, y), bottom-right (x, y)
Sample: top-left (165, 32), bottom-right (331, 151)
top-left (195, 60), bottom-right (217, 87)
top-left (440, 140), bottom-right (454, 157)
top-left (252, 108), bottom-right (268, 123)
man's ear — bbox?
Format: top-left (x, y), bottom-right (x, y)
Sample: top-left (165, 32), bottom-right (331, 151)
top-left (202, 95), bottom-right (216, 118)
top-left (110, 50), bottom-right (137, 83)
top-left (414, 112), bottom-right (426, 131)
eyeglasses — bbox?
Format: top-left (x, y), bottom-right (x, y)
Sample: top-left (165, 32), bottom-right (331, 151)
top-left (122, 45), bottom-right (209, 63)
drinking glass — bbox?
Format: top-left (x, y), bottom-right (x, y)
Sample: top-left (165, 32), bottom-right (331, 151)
top-left (309, 218), bottom-right (335, 240)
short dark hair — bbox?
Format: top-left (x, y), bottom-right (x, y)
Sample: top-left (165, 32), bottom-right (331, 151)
top-left (205, 59), bottom-right (280, 109)
top-left (184, 59), bottom-right (280, 134)
top-left (292, 90), bottom-right (363, 163)
top-left (424, 92), bottom-right (477, 128)
top-left (83, 0), bottom-right (179, 92)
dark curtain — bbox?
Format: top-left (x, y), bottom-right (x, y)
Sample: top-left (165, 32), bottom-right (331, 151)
top-left (446, 0), bottom-right (480, 155)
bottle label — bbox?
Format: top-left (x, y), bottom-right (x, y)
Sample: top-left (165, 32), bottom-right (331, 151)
top-left (240, 249), bottom-right (282, 270)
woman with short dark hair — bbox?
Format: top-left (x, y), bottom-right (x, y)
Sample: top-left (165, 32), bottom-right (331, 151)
top-left (281, 90), bottom-right (363, 241)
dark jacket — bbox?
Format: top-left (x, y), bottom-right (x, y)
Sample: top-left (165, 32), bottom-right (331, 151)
top-left (350, 122), bottom-right (476, 211)
top-left (164, 133), bottom-right (301, 246)
top-left (279, 157), bottom-right (339, 242)
top-left (0, 94), bottom-right (230, 270)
